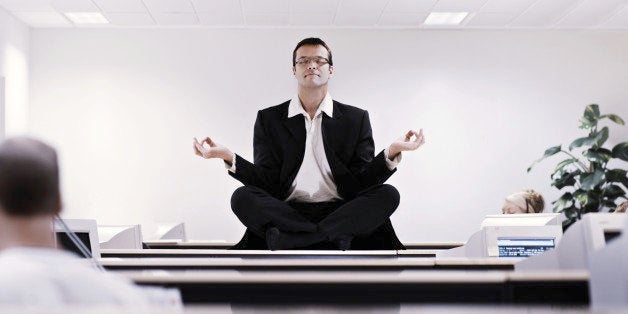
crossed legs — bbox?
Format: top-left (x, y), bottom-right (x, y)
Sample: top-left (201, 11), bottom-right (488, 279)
top-left (231, 184), bottom-right (400, 250)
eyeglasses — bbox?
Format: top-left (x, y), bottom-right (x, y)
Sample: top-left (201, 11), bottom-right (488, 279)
top-left (295, 57), bottom-right (329, 66)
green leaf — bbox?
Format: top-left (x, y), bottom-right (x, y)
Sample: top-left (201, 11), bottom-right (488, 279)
top-left (580, 169), bottom-right (605, 191)
top-left (593, 127), bottom-right (609, 148)
top-left (583, 198), bottom-right (601, 213)
top-left (604, 184), bottom-right (626, 199)
top-left (554, 158), bottom-right (579, 173)
top-left (552, 170), bottom-right (579, 189)
top-left (574, 189), bottom-right (588, 205)
top-left (612, 142), bottom-right (628, 161)
top-left (580, 104), bottom-right (600, 128)
top-left (600, 114), bottom-right (625, 125)
top-left (569, 137), bottom-right (590, 151)
top-left (553, 192), bottom-right (574, 212)
top-left (583, 148), bottom-right (612, 163)
top-left (528, 145), bottom-right (562, 172)
top-left (606, 169), bottom-right (628, 189)
top-left (585, 104), bottom-right (600, 119)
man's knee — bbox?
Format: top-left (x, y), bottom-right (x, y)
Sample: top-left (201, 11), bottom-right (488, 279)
top-left (378, 184), bottom-right (400, 212)
top-left (231, 186), bottom-right (256, 216)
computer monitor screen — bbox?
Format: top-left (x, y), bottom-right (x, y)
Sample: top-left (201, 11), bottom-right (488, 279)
top-left (497, 237), bottom-right (555, 257)
top-left (56, 232), bottom-right (92, 256)
top-left (604, 231), bottom-right (622, 244)
top-left (53, 219), bottom-right (100, 259)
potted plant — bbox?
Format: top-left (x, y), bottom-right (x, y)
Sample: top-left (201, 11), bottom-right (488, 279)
top-left (528, 104), bottom-right (628, 228)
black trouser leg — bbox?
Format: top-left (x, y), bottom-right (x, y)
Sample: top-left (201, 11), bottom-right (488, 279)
top-left (231, 186), bottom-right (317, 238)
top-left (318, 184), bottom-right (400, 241)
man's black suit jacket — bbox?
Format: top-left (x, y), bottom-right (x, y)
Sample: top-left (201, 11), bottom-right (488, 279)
top-left (228, 99), bottom-right (404, 250)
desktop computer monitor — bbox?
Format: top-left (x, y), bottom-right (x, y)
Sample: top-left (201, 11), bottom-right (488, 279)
top-left (496, 237), bottom-right (556, 257)
top-left (480, 213), bottom-right (564, 228)
top-left (485, 225), bottom-right (561, 258)
top-left (516, 213), bottom-right (627, 271)
top-left (438, 213), bottom-right (564, 258)
top-left (99, 224), bottom-right (143, 249)
top-left (54, 218), bottom-right (101, 259)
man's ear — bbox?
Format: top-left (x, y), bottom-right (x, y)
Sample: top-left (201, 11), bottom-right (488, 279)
top-left (292, 66), bottom-right (296, 76)
top-left (329, 65), bottom-right (334, 77)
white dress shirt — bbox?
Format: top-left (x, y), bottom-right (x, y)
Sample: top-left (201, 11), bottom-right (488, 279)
top-left (228, 93), bottom-right (400, 202)
top-left (0, 247), bottom-right (179, 308)
top-left (285, 93), bottom-right (341, 202)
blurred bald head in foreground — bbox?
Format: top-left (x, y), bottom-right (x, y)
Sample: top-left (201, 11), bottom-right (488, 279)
top-left (0, 137), bottom-right (61, 249)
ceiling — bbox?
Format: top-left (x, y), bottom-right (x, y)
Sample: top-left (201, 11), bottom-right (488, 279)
top-left (1, 0), bottom-right (628, 29)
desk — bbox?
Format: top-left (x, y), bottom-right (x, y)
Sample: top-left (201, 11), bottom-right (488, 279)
top-left (141, 241), bottom-right (464, 250)
top-left (101, 249), bottom-right (402, 258)
top-left (115, 269), bottom-right (588, 304)
top-left (100, 256), bottom-right (519, 271)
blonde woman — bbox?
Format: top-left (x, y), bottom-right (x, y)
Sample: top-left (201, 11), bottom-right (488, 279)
top-left (502, 189), bottom-right (545, 214)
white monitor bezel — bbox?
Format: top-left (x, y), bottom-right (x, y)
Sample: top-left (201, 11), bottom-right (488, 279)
top-left (53, 218), bottom-right (101, 259)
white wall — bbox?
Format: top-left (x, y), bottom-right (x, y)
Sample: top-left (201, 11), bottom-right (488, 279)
top-left (0, 6), bottom-right (29, 138)
top-left (28, 29), bottom-right (628, 243)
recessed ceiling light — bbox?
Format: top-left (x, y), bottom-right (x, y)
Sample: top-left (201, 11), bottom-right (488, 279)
top-left (424, 12), bottom-right (468, 25)
top-left (13, 12), bottom-right (71, 26)
top-left (64, 12), bottom-right (109, 24)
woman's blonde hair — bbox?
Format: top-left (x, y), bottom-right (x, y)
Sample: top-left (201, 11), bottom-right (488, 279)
top-left (505, 189), bottom-right (545, 213)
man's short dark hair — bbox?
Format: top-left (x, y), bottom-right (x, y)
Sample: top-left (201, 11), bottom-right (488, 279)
top-left (0, 137), bottom-right (60, 216)
top-left (292, 37), bottom-right (333, 66)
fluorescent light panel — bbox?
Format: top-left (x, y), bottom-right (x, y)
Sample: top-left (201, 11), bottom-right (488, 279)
top-left (424, 12), bottom-right (468, 25)
top-left (64, 12), bottom-right (109, 24)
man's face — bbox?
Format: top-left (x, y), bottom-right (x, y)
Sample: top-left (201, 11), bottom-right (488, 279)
top-left (293, 44), bottom-right (333, 89)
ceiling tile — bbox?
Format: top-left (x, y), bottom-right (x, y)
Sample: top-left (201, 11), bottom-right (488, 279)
top-left (555, 0), bottom-right (626, 28)
top-left (241, 0), bottom-right (289, 14)
top-left (466, 12), bottom-right (518, 26)
top-left (105, 12), bottom-right (155, 25)
top-left (379, 12), bottom-right (429, 26)
top-left (510, 0), bottom-right (580, 27)
top-left (245, 13), bottom-right (289, 26)
top-left (433, 0), bottom-right (489, 12)
top-left (13, 11), bottom-right (72, 26)
top-left (0, 0), bottom-right (56, 12)
top-left (191, 0), bottom-right (240, 13)
top-left (197, 12), bottom-right (243, 25)
top-left (290, 0), bottom-right (338, 14)
top-left (385, 0), bottom-right (437, 13)
top-left (93, 0), bottom-right (147, 13)
top-left (52, 0), bottom-right (99, 11)
top-left (601, 5), bottom-right (628, 28)
top-left (338, 0), bottom-right (388, 14)
top-left (144, 0), bottom-right (194, 13)
top-left (289, 13), bottom-right (334, 25)
top-left (153, 12), bottom-right (198, 24)
top-left (480, 0), bottom-right (536, 13)
top-left (334, 13), bottom-right (380, 26)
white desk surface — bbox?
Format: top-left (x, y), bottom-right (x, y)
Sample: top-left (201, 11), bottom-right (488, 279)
top-left (100, 257), bottom-right (435, 268)
top-left (99, 256), bottom-right (524, 270)
top-left (117, 269), bottom-right (510, 284)
top-left (0, 304), bottom-right (614, 314)
top-left (101, 249), bottom-right (399, 256)
top-left (142, 240), bottom-right (465, 248)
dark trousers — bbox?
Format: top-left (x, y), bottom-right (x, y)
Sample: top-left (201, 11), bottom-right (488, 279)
top-left (230, 184), bottom-right (400, 243)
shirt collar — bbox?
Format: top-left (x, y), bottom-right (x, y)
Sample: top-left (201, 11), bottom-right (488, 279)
top-left (288, 93), bottom-right (333, 119)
